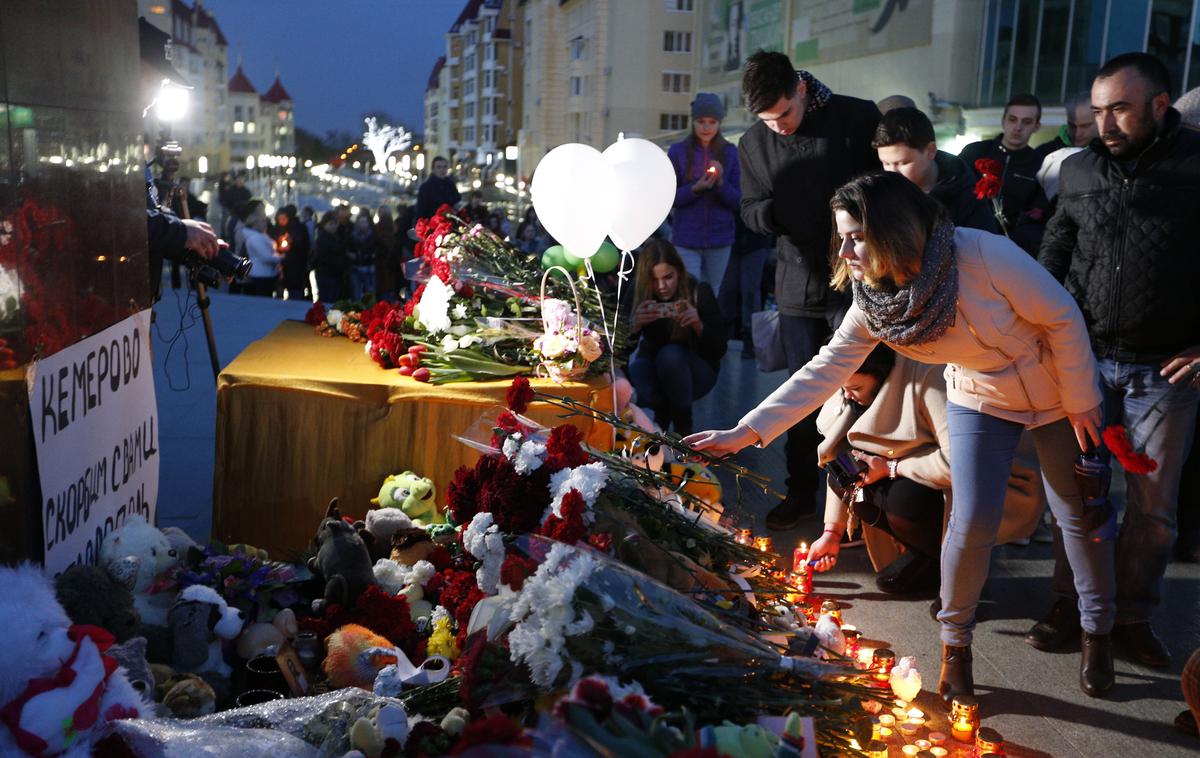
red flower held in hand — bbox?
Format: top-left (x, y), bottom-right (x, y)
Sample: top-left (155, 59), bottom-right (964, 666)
top-left (974, 173), bottom-right (1002, 200)
top-left (1102, 425), bottom-right (1158, 474)
top-left (975, 158), bottom-right (1003, 177)
top-left (506, 376), bottom-right (534, 414)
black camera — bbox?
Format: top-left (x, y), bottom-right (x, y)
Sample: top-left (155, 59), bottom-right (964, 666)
top-left (183, 243), bottom-right (251, 288)
top-left (825, 450), bottom-right (867, 500)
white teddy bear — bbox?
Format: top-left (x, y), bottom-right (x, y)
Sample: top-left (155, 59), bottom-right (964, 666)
top-left (0, 563), bottom-right (149, 757)
top-left (100, 518), bottom-right (182, 627)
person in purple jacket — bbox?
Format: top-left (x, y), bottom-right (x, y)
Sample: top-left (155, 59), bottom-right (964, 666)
top-left (668, 93), bottom-right (741, 295)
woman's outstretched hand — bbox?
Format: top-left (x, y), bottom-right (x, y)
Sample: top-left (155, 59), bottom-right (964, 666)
top-left (682, 423), bottom-right (759, 457)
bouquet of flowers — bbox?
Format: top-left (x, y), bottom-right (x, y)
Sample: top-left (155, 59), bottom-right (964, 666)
top-left (532, 295), bottom-right (605, 384)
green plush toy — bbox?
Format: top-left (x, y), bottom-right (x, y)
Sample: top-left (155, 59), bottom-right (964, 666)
top-left (371, 471), bottom-right (443, 526)
top-left (698, 721), bottom-right (779, 758)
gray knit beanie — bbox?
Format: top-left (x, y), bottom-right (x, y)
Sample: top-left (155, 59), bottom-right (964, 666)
top-left (1175, 87), bottom-right (1200, 127)
top-left (691, 93), bottom-right (725, 121)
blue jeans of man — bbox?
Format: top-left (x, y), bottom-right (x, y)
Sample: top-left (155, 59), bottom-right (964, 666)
top-left (675, 245), bottom-right (732, 297)
top-left (628, 343), bottom-right (717, 423)
top-left (1048, 358), bottom-right (1199, 623)
top-left (350, 265), bottom-right (375, 301)
top-left (717, 246), bottom-right (771, 335)
top-left (939, 404), bottom-right (1116, 646)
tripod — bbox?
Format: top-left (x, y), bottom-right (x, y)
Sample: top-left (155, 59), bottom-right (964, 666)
top-left (175, 185), bottom-right (222, 383)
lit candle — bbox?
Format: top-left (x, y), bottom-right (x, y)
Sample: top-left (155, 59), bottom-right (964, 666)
top-left (901, 745), bottom-right (920, 757)
top-left (879, 727), bottom-right (893, 738)
top-left (892, 707), bottom-right (908, 719)
top-left (927, 732), bottom-right (947, 746)
top-left (929, 748), bottom-right (948, 757)
top-left (898, 721), bottom-right (920, 737)
top-left (754, 536), bottom-right (773, 553)
top-left (792, 542), bottom-right (809, 573)
top-left (907, 708), bottom-right (925, 727)
top-left (915, 739), bottom-right (931, 750)
top-left (894, 700), bottom-right (908, 710)
top-left (873, 649), bottom-right (897, 682)
top-left (857, 646), bottom-right (875, 666)
top-left (951, 718), bottom-right (974, 743)
top-left (878, 714), bottom-right (896, 728)
top-left (735, 528), bottom-right (753, 546)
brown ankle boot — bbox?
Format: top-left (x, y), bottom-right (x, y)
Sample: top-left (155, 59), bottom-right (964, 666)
top-left (938, 643), bottom-right (974, 707)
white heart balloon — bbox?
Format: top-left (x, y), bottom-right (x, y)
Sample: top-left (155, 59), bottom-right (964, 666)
top-left (530, 143), bottom-right (616, 259)
top-left (602, 138), bottom-right (676, 251)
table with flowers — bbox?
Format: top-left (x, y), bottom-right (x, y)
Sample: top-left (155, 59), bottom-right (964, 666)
top-left (211, 319), bottom-right (612, 557)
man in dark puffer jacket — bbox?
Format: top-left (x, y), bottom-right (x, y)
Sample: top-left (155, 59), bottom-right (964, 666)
top-left (737, 51), bottom-right (881, 529)
top-left (1034, 53), bottom-right (1200, 672)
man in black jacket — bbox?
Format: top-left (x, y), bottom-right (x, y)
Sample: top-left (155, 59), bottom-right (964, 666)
top-left (737, 51), bottom-right (881, 529)
top-left (1033, 53), bottom-right (1200, 676)
top-left (959, 93), bottom-right (1050, 253)
top-left (872, 107), bottom-right (1000, 233)
top-left (416, 156), bottom-right (461, 220)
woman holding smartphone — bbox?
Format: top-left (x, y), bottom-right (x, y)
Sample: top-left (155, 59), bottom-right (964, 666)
top-left (686, 172), bottom-right (1116, 702)
top-left (629, 239), bottom-right (727, 436)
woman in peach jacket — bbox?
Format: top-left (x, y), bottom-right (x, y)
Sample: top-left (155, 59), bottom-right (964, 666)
top-left (687, 172), bottom-right (1115, 703)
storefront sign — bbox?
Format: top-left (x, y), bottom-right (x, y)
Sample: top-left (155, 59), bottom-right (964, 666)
top-left (28, 310), bottom-right (158, 575)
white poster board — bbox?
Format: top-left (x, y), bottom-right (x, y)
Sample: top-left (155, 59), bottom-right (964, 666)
top-left (28, 310), bottom-right (159, 575)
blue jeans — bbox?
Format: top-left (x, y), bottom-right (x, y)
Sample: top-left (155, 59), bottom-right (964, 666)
top-left (779, 313), bottom-right (840, 496)
top-left (717, 247), bottom-right (771, 334)
top-left (1049, 358), bottom-right (1199, 623)
top-left (629, 343), bottom-right (717, 415)
top-left (675, 245), bottom-right (732, 297)
top-left (315, 272), bottom-right (342, 303)
top-left (350, 265), bottom-right (375, 301)
top-left (940, 403), bottom-right (1116, 645)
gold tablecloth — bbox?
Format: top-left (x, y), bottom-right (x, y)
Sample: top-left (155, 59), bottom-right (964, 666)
top-left (212, 320), bottom-right (612, 557)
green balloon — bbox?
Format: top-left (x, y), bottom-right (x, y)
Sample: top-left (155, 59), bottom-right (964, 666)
top-left (590, 241), bottom-right (620, 274)
top-left (562, 247), bottom-right (583, 267)
top-left (542, 245), bottom-right (566, 269)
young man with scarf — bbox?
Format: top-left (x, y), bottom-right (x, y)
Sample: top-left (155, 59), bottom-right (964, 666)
top-left (736, 51), bottom-right (881, 529)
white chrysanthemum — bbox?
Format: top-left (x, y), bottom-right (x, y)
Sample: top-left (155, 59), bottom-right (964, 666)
top-left (545, 462), bottom-right (608, 522)
top-left (431, 605), bottom-right (450, 625)
top-left (415, 275), bottom-right (454, 333)
top-left (373, 558), bottom-right (408, 595)
top-left (408, 559), bottom-right (436, 587)
top-left (452, 302), bottom-right (468, 320)
top-left (503, 435), bottom-right (546, 476)
top-left (326, 308), bottom-right (344, 327)
top-left (507, 543), bottom-right (599, 688)
top-left (463, 512), bottom-right (505, 595)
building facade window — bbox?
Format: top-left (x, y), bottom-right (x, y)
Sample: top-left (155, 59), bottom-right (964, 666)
top-left (664, 31), bottom-right (693, 52)
top-left (570, 36), bottom-right (586, 59)
top-left (660, 113), bottom-right (689, 130)
top-left (977, 0), bottom-right (1198, 107)
top-left (668, 0), bottom-right (695, 9)
top-left (233, 120), bottom-right (244, 134)
top-left (662, 72), bottom-right (691, 92)
top-left (570, 76), bottom-right (583, 96)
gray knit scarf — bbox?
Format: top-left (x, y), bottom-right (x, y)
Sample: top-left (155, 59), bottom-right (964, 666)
top-left (852, 222), bottom-right (957, 346)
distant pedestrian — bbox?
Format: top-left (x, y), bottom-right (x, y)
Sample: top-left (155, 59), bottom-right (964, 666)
top-left (416, 156), bottom-right (460, 220)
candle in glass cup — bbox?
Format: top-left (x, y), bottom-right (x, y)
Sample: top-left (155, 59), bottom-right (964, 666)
top-left (872, 649), bottom-right (896, 681)
top-left (929, 749), bottom-right (948, 758)
top-left (878, 714), bottom-right (896, 728)
top-left (907, 708), bottom-right (925, 727)
top-left (901, 745), bottom-right (920, 757)
top-left (792, 542), bottom-right (809, 572)
top-left (927, 731), bottom-right (947, 746)
top-left (735, 528), bottom-right (753, 546)
top-left (914, 739), bottom-right (931, 750)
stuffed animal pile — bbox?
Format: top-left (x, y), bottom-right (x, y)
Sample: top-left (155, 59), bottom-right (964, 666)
top-left (0, 563), bottom-right (149, 757)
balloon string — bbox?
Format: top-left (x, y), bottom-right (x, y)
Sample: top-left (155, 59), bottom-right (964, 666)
top-left (585, 256), bottom-right (620, 446)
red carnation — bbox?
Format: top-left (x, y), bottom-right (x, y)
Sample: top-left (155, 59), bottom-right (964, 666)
top-left (426, 544), bottom-right (453, 571)
top-left (587, 532), bottom-right (613, 553)
top-left (554, 677), bottom-right (613, 719)
top-left (1102, 425), bottom-right (1158, 474)
top-left (304, 302), bottom-right (326, 326)
top-left (446, 464), bottom-right (483, 526)
top-left (975, 158), bottom-right (1004, 177)
top-left (404, 720), bottom-right (450, 758)
top-left (435, 203), bottom-right (454, 219)
top-left (539, 490), bottom-right (588, 545)
top-left (506, 377), bottom-right (535, 414)
top-left (415, 217), bottom-right (430, 240)
top-left (974, 173), bottom-right (1002, 200)
top-left (615, 693), bottom-right (664, 720)
top-left (296, 585), bottom-right (416, 656)
top-left (545, 424), bottom-right (590, 472)
top-left (449, 714), bottom-right (528, 755)
top-left (500, 552), bottom-right (538, 591)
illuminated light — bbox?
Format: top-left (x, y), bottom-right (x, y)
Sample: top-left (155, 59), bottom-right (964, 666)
top-left (246, 155), bottom-right (256, 170)
top-left (48, 156), bottom-right (64, 164)
top-left (352, 161), bottom-right (361, 169)
top-left (416, 154), bottom-right (425, 171)
top-left (505, 145), bottom-right (519, 160)
top-left (362, 117), bottom-right (412, 174)
top-left (96, 255), bottom-right (108, 262)
top-left (289, 156), bottom-right (297, 168)
top-left (197, 155), bottom-right (208, 174)
top-left (264, 204), bottom-right (275, 217)
top-left (472, 179), bottom-right (481, 188)
top-left (304, 159), bottom-right (313, 168)
top-left (149, 4), bottom-right (166, 13)
top-left (118, 256), bottom-right (128, 263)
top-left (496, 172), bottom-right (505, 181)
top-left (350, 205), bottom-right (361, 216)
top-left (340, 153), bottom-right (347, 159)
top-left (155, 81), bottom-right (190, 122)
top-left (400, 154), bottom-right (411, 171)
top-left (505, 176), bottom-right (514, 186)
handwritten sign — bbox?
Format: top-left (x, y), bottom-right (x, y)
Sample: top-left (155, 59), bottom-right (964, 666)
top-left (28, 310), bottom-right (159, 575)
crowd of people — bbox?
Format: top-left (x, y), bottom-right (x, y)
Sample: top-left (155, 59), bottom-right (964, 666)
top-left (673, 49), bottom-right (1200, 710)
